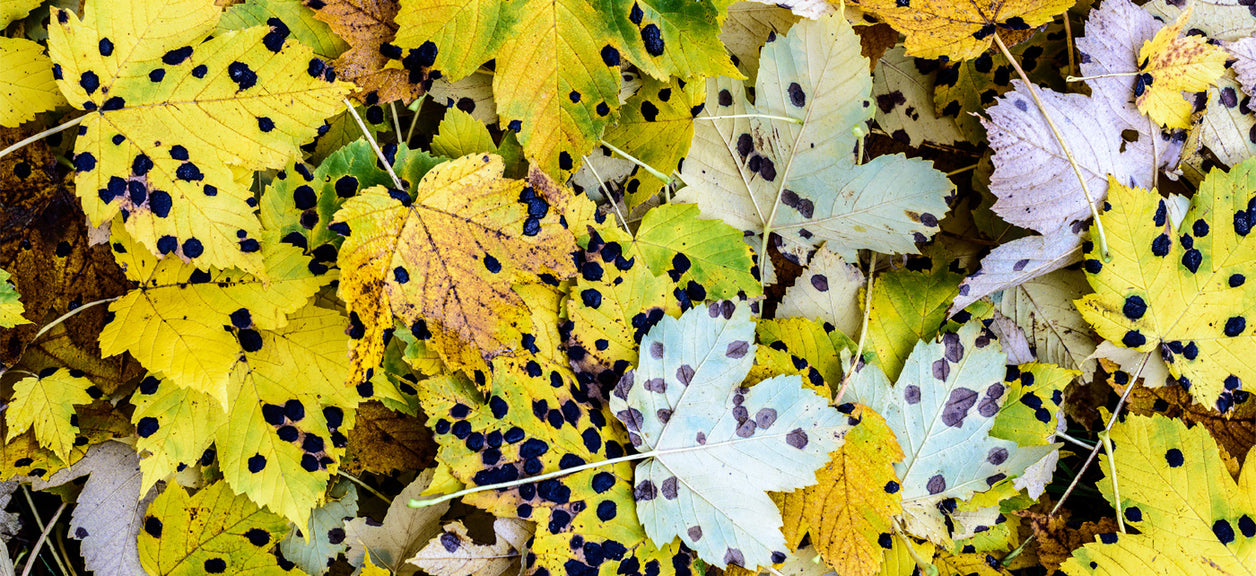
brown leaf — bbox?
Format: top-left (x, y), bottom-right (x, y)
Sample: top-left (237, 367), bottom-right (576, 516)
top-left (1112, 370), bottom-right (1256, 468)
top-left (305, 0), bottom-right (427, 103)
top-left (1018, 510), bottom-right (1119, 572)
top-left (340, 401), bottom-right (435, 475)
top-left (856, 23), bottom-right (899, 72)
top-left (0, 127), bottom-right (131, 368)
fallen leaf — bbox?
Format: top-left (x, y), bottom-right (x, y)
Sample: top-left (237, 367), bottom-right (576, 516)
top-left (1135, 5), bottom-right (1229, 129)
top-left (0, 37), bottom-right (66, 127)
top-left (408, 517), bottom-right (532, 576)
top-left (342, 469), bottom-right (449, 575)
top-left (850, 0), bottom-right (1073, 60)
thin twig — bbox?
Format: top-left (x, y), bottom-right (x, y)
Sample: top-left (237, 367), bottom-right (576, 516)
top-left (834, 252), bottom-right (876, 405)
top-left (20, 486), bottom-right (70, 576)
top-left (1102, 431), bottom-right (1125, 533)
top-left (344, 99), bottom-right (405, 190)
top-left (993, 33), bottom-right (1111, 262)
top-left (1049, 350), bottom-right (1152, 516)
top-left (20, 500), bottom-right (66, 576)
top-left (946, 164), bottom-right (979, 177)
top-left (406, 96), bottom-right (425, 144)
top-left (1062, 13), bottom-right (1077, 78)
top-left (1065, 72), bottom-right (1139, 83)
top-left (598, 139), bottom-right (671, 185)
top-left (339, 472), bottom-right (393, 504)
top-left (0, 115), bottom-right (86, 162)
top-left (1056, 430), bottom-right (1096, 450)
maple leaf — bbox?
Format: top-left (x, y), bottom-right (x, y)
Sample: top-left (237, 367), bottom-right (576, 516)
top-left (776, 246), bottom-right (865, 339)
top-left (601, 75), bottom-right (704, 208)
top-left (35, 441), bottom-right (158, 576)
top-left (676, 14), bottom-right (951, 272)
top-left (138, 481), bottom-right (295, 576)
top-left (342, 471), bottom-right (447, 574)
top-left (991, 268), bottom-right (1098, 376)
top-left (334, 153), bottom-right (577, 379)
top-left (5, 367), bottom-right (93, 461)
top-left (872, 46), bottom-right (963, 147)
top-left (1135, 5), bottom-right (1228, 130)
top-left (280, 482), bottom-right (358, 575)
top-left (339, 400), bottom-right (435, 476)
top-left (0, 400), bottom-right (132, 482)
top-left (0, 37), bottom-right (66, 127)
top-left (1076, 162), bottom-right (1256, 414)
top-left (431, 108), bottom-right (498, 159)
top-left (845, 323), bottom-right (1058, 544)
top-left (303, 0), bottom-right (428, 102)
top-left (408, 517), bottom-right (532, 576)
top-left (0, 268), bottom-right (28, 327)
top-left (1060, 414), bottom-right (1256, 575)
top-left (611, 299), bottom-right (848, 570)
top-left (777, 405), bottom-right (904, 576)
top-left (98, 226), bottom-right (328, 406)
top-left (46, 0), bottom-right (353, 272)
top-left (129, 374), bottom-right (225, 491)
top-left (849, 0), bottom-right (1073, 60)
top-left (393, 0), bottom-right (737, 179)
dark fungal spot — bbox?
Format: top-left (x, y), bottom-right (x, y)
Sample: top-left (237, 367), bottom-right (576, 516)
top-left (176, 162), bottom-right (204, 181)
top-left (1166, 448), bottom-right (1184, 467)
top-left (640, 24), bottom-right (664, 56)
top-left (1122, 330), bottom-right (1146, 348)
top-left (162, 46), bottom-right (193, 65)
top-left (74, 152), bottom-right (96, 172)
top-left (247, 454), bottom-right (267, 473)
top-left (1214, 519), bottom-right (1236, 544)
top-left (257, 116), bottom-right (275, 132)
top-left (1151, 233), bottom-right (1171, 257)
top-left (1182, 248), bottom-right (1203, 273)
top-left (787, 82), bottom-right (806, 107)
top-left (640, 100), bottom-right (659, 121)
top-left (1123, 295), bottom-right (1147, 319)
top-left (227, 62), bottom-right (258, 90)
top-left (1225, 316), bottom-right (1246, 337)
top-left (263, 17), bottom-right (290, 53)
top-left (601, 45), bottom-right (620, 66)
top-left (144, 517), bottom-right (163, 537)
top-left (204, 558), bottom-right (227, 573)
top-left (191, 64), bottom-right (208, 78)
top-left (926, 474), bottom-right (946, 495)
top-left (79, 71), bottom-right (100, 94)
top-left (718, 89), bottom-right (733, 106)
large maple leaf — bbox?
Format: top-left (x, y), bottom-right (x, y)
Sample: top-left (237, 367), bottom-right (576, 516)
top-left (47, 0), bottom-right (353, 273)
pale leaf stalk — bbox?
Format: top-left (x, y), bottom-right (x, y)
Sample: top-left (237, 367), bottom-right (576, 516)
top-left (344, 99), bottom-right (405, 190)
top-left (581, 155), bottom-right (631, 233)
top-left (0, 115), bottom-right (86, 162)
top-left (19, 494), bottom-right (66, 576)
top-left (1056, 430), bottom-right (1095, 450)
top-left (1065, 72), bottom-right (1139, 83)
top-left (696, 113), bottom-right (802, 125)
top-left (32, 296), bottom-right (120, 342)
top-left (411, 426), bottom-right (840, 508)
top-left (1102, 431), bottom-right (1124, 533)
top-left (993, 33), bottom-right (1111, 262)
top-left (339, 472), bottom-right (392, 504)
top-left (390, 102), bottom-right (403, 146)
top-left (597, 139), bottom-right (672, 185)
top-left (406, 95), bottom-right (425, 143)
top-left (834, 252), bottom-right (875, 405)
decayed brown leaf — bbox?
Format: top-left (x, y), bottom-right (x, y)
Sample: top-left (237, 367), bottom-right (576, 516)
top-left (1111, 369), bottom-right (1256, 467)
top-left (340, 400), bottom-right (436, 475)
top-left (1018, 510), bottom-right (1119, 572)
top-left (0, 127), bottom-right (131, 368)
top-left (305, 0), bottom-right (427, 102)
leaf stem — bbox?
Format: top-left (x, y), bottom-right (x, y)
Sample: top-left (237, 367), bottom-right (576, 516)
top-left (0, 115), bottom-right (86, 162)
top-left (343, 99), bottom-right (405, 190)
top-left (32, 296), bottom-right (120, 342)
top-left (1064, 72), bottom-right (1139, 83)
top-left (993, 33), bottom-right (1111, 262)
top-left (20, 487), bottom-right (67, 576)
top-left (389, 101), bottom-right (403, 146)
top-left (582, 154), bottom-right (631, 234)
top-left (1048, 349), bottom-right (1151, 516)
top-left (406, 95), bottom-right (424, 144)
top-left (1055, 430), bottom-right (1095, 450)
top-left (696, 113), bottom-right (802, 125)
top-left (834, 252), bottom-right (875, 405)
top-left (946, 163), bottom-right (979, 177)
top-left (597, 139), bottom-right (672, 185)
top-left (1062, 13), bottom-right (1077, 78)
top-left (339, 472), bottom-right (392, 504)
top-left (1101, 431), bottom-right (1124, 533)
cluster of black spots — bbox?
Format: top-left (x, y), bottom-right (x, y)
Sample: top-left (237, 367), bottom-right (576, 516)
top-left (263, 17), bottom-right (290, 53)
top-left (401, 41), bottom-right (438, 84)
top-left (518, 185), bottom-right (549, 236)
top-left (227, 61), bottom-right (258, 90)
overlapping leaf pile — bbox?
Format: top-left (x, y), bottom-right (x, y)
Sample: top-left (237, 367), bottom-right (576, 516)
top-left (3, 0), bottom-right (1256, 575)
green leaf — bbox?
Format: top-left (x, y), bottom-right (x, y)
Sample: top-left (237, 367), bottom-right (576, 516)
top-left (633, 203), bottom-right (761, 300)
top-left (866, 266), bottom-right (964, 383)
top-left (0, 267), bottom-right (30, 327)
top-left (430, 108), bottom-right (498, 159)
top-left (280, 482), bottom-right (358, 576)
top-left (601, 76), bottom-right (704, 208)
top-left (611, 300), bottom-right (848, 570)
top-left (218, 0), bottom-right (348, 59)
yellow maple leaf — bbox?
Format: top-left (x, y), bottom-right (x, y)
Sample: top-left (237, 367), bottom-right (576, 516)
top-left (5, 368), bottom-right (93, 462)
top-left (334, 153), bottom-right (577, 380)
top-left (46, 0), bottom-right (353, 273)
top-left (1076, 163), bottom-right (1256, 414)
top-left (1135, 4), bottom-right (1229, 129)
top-left (850, 0), bottom-right (1073, 60)
top-left (0, 268), bottom-right (30, 327)
top-left (0, 37), bottom-right (67, 128)
top-left (778, 405), bottom-right (904, 576)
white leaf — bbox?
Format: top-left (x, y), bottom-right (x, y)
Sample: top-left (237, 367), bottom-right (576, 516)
top-left (1229, 37), bottom-right (1256, 96)
top-left (776, 246), bottom-right (865, 339)
top-left (872, 46), bottom-right (964, 147)
top-left (721, 2), bottom-right (798, 79)
top-left (1086, 341), bottom-right (1173, 390)
top-left (987, 311), bottom-right (1035, 365)
top-left (952, 227), bottom-right (1083, 313)
top-left (747, 0), bottom-right (833, 19)
top-left (846, 324), bottom-right (1058, 544)
top-left (676, 14), bottom-right (951, 265)
top-left (610, 300), bottom-right (848, 570)
top-left (36, 441), bottom-right (157, 576)
top-left (343, 469), bottom-right (449, 575)
top-left (1193, 72), bottom-right (1256, 169)
top-left (993, 268), bottom-right (1098, 377)
top-left (408, 518), bottom-right (532, 576)
top-left (280, 482), bottom-right (358, 576)
top-left (428, 74), bottom-right (498, 125)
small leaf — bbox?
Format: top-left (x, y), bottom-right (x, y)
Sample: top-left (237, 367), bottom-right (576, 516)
top-left (408, 518), bottom-right (532, 576)
top-left (612, 300), bottom-right (848, 570)
top-left (343, 470), bottom-right (448, 574)
top-left (280, 482), bottom-right (358, 576)
top-left (0, 268), bottom-right (30, 327)
top-left (1135, 4), bottom-right (1228, 129)
top-left (6, 367), bottom-right (93, 461)
top-left (776, 246), bottom-right (865, 339)
top-left (0, 38), bottom-right (66, 128)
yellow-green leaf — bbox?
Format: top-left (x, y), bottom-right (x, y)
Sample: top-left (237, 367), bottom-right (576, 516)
top-left (47, 0), bottom-right (353, 272)
top-left (1076, 162), bottom-right (1256, 414)
top-left (0, 37), bottom-right (66, 128)
top-left (130, 374), bottom-right (225, 491)
top-left (0, 267), bottom-right (30, 327)
top-left (218, 0), bottom-right (348, 59)
top-left (5, 367), bottom-right (93, 461)
top-left (430, 108), bottom-right (498, 159)
top-left (601, 75), bottom-right (703, 209)
top-left (138, 481), bottom-right (298, 576)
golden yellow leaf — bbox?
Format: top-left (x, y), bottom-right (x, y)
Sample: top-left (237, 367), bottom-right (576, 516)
top-left (850, 0), bottom-right (1073, 60)
top-left (778, 405), bottom-right (904, 576)
top-left (334, 154), bottom-right (577, 379)
top-left (1135, 5), bottom-right (1229, 129)
top-left (0, 37), bottom-right (66, 127)
top-left (5, 367), bottom-right (93, 461)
